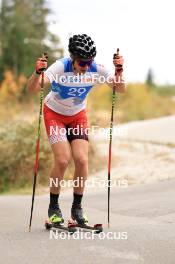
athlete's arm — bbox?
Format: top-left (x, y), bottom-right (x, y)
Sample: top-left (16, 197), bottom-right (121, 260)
top-left (27, 73), bottom-right (50, 93)
top-left (106, 76), bottom-right (126, 93)
top-left (97, 62), bottom-right (127, 93)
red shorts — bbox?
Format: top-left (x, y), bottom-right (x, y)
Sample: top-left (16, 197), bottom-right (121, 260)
top-left (43, 104), bottom-right (89, 144)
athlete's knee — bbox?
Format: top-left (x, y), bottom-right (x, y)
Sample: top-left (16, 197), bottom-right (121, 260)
top-left (54, 155), bottom-right (70, 169)
top-left (74, 155), bottom-right (88, 168)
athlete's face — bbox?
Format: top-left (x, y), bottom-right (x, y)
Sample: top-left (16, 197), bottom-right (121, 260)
top-left (73, 59), bottom-right (92, 74)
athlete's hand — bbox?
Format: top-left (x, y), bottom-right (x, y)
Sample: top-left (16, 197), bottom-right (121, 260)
top-left (113, 55), bottom-right (123, 74)
top-left (35, 57), bottom-right (48, 75)
top-left (113, 55), bottom-right (124, 67)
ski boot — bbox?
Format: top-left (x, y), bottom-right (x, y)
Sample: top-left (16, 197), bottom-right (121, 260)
top-left (71, 204), bottom-right (88, 225)
top-left (48, 204), bottom-right (64, 224)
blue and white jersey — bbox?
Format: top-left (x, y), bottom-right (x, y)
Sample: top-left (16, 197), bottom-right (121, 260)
top-left (44, 57), bottom-right (112, 116)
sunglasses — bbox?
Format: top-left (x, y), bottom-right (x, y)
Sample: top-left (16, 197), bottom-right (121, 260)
top-left (77, 59), bottom-right (93, 67)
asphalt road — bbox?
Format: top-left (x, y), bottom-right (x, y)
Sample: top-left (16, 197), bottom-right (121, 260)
top-left (95, 115), bottom-right (175, 145)
top-left (118, 115), bottom-right (175, 144)
top-left (1, 179), bottom-right (175, 264)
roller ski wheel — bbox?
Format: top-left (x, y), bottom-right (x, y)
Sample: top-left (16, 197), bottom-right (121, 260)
top-left (45, 219), bottom-right (77, 234)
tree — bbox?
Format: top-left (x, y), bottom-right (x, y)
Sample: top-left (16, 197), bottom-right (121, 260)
top-left (0, 0), bottom-right (63, 80)
top-left (145, 68), bottom-right (155, 87)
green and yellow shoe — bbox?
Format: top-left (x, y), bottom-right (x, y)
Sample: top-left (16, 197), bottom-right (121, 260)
top-left (48, 205), bottom-right (64, 224)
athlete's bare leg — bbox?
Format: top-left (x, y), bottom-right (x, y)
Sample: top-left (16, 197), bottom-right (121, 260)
top-left (50, 141), bottom-right (71, 194)
top-left (71, 139), bottom-right (88, 194)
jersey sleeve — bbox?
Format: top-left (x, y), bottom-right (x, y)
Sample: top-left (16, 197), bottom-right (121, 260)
top-left (44, 60), bottom-right (64, 83)
top-left (96, 63), bottom-right (113, 82)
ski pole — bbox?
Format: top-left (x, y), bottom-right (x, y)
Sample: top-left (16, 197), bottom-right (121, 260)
top-left (107, 48), bottom-right (121, 228)
top-left (29, 53), bottom-right (48, 232)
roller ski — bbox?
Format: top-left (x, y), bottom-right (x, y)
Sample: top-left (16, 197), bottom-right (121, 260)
top-left (70, 204), bottom-right (103, 234)
top-left (45, 205), bottom-right (77, 234)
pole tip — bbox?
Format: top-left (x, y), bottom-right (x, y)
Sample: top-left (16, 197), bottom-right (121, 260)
top-left (28, 226), bottom-right (31, 232)
top-left (108, 222), bottom-right (110, 229)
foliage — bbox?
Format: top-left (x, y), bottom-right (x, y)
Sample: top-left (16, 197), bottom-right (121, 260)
top-left (145, 68), bottom-right (155, 87)
top-left (88, 83), bottom-right (175, 125)
top-left (119, 83), bottom-right (175, 121)
top-left (0, 0), bottom-right (63, 80)
top-left (0, 70), bottom-right (27, 102)
top-left (0, 119), bottom-right (51, 192)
